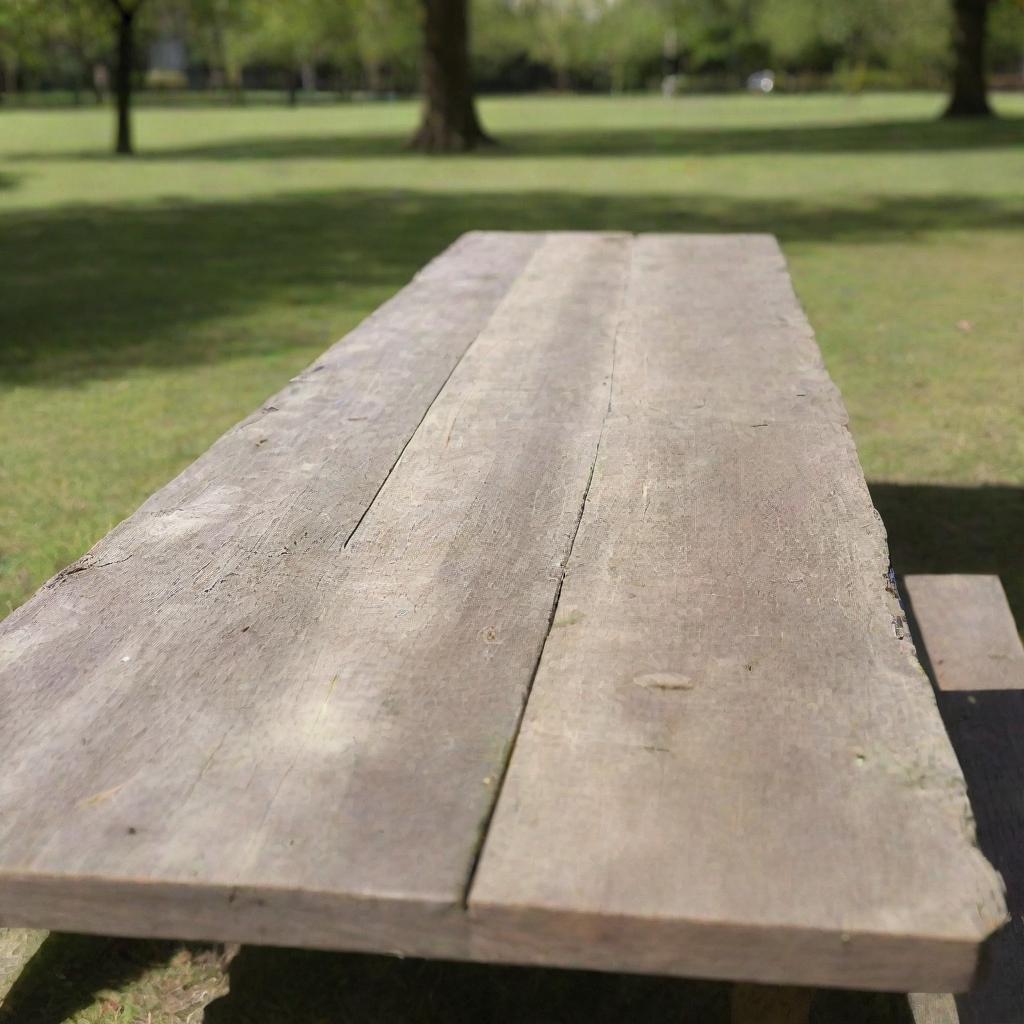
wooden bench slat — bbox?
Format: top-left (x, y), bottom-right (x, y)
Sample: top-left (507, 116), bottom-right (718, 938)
top-left (468, 235), bottom-right (1005, 991)
top-left (903, 575), bottom-right (1024, 691)
top-left (0, 232), bottom-right (629, 952)
top-left (0, 234), bottom-right (1004, 992)
top-left (906, 576), bottom-right (1024, 1023)
top-left (907, 994), bottom-right (959, 1024)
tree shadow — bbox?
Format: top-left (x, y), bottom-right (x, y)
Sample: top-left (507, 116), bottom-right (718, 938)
top-left (0, 932), bottom-right (222, 1022)
top-left (7, 117), bottom-right (1024, 162)
top-left (871, 483), bottom-right (1024, 632)
top-left (2, 188), bottom-right (1020, 387)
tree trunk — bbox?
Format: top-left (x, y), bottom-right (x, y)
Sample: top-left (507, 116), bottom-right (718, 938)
top-left (1, 56), bottom-right (19, 103)
top-left (92, 63), bottom-right (107, 104)
top-left (945, 0), bottom-right (993, 118)
top-left (364, 57), bottom-right (383, 95)
top-left (301, 61), bottom-right (316, 93)
top-left (114, 9), bottom-right (136, 154)
top-left (410, 0), bottom-right (492, 152)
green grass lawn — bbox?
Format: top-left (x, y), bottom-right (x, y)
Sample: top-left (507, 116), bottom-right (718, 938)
top-left (0, 91), bottom-right (1022, 1020)
top-left (1, 93), bottom-right (1023, 619)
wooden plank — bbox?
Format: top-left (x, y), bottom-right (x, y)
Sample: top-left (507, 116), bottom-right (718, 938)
top-left (903, 582), bottom-right (1024, 1024)
top-left (0, 234), bottom-right (1007, 992)
top-left (908, 993), bottom-right (959, 1024)
top-left (902, 575), bottom-right (1024, 691)
top-left (0, 232), bottom-right (630, 955)
top-left (468, 235), bottom-right (1006, 992)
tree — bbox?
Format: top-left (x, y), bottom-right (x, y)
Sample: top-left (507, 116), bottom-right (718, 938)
top-left (187, 0), bottom-right (251, 97)
top-left (58, 0), bottom-right (112, 103)
top-left (410, 0), bottom-right (492, 151)
top-left (225, 0), bottom-right (354, 104)
top-left (0, 0), bottom-right (47, 100)
top-left (98, 0), bottom-right (147, 153)
top-left (349, 0), bottom-right (418, 94)
top-left (990, 0), bottom-right (1024, 74)
top-left (945, 0), bottom-right (995, 116)
top-left (594, 1), bottom-right (666, 91)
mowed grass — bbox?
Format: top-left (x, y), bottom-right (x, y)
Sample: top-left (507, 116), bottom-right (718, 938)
top-left (0, 92), bottom-right (1022, 1021)
top-left (1, 93), bottom-right (1023, 619)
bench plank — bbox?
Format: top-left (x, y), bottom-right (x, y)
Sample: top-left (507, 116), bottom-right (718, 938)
top-left (468, 235), bottom-right (1005, 991)
top-left (0, 234), bottom-right (1004, 992)
top-left (906, 576), bottom-right (1024, 1024)
top-left (903, 575), bottom-right (1024, 691)
top-left (0, 232), bottom-right (628, 953)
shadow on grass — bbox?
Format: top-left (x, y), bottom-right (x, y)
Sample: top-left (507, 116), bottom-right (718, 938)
top-left (2, 188), bottom-right (1021, 386)
top-left (201, 946), bottom-right (914, 1024)
top-left (7, 117), bottom-right (1024, 162)
top-left (871, 483), bottom-right (1024, 631)
top-left (0, 937), bottom-right (918, 1023)
top-left (0, 933), bottom-right (222, 1022)
top-left (203, 947), bottom-right (727, 1023)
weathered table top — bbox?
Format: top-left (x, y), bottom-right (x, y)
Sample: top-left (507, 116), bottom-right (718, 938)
top-left (0, 233), bottom-right (1005, 992)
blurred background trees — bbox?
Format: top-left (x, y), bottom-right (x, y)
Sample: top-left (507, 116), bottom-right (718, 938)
top-left (1, 0), bottom-right (1022, 150)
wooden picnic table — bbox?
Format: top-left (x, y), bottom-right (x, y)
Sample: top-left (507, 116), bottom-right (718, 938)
top-left (0, 233), bottom-right (1005, 1005)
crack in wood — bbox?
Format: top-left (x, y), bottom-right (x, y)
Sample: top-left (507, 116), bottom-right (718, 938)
top-left (459, 238), bottom-right (633, 909)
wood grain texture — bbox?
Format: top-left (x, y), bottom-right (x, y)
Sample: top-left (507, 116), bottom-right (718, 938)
top-left (908, 993), bottom-right (960, 1024)
top-left (468, 235), bottom-right (1005, 991)
top-left (0, 234), bottom-right (1005, 992)
top-left (903, 575), bottom-right (1024, 692)
top-left (0, 231), bottom-right (629, 954)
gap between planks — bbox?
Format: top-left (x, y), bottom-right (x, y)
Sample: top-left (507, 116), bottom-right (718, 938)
top-left (459, 237), bottom-right (633, 908)
top-left (0, 230), bottom-right (635, 957)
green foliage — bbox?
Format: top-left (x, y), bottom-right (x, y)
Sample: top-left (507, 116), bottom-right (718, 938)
top-left (471, 0), bottom-right (1019, 89)
top-left (0, 0), bottom-right (50, 81)
top-left (228, 0), bottom-right (349, 70)
top-left (505, 0), bottom-right (603, 86)
top-left (349, 0), bottom-right (419, 90)
top-left (4, 0), bottom-right (1024, 95)
top-left (991, 0), bottom-right (1024, 67)
top-left (755, 0), bottom-right (950, 80)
